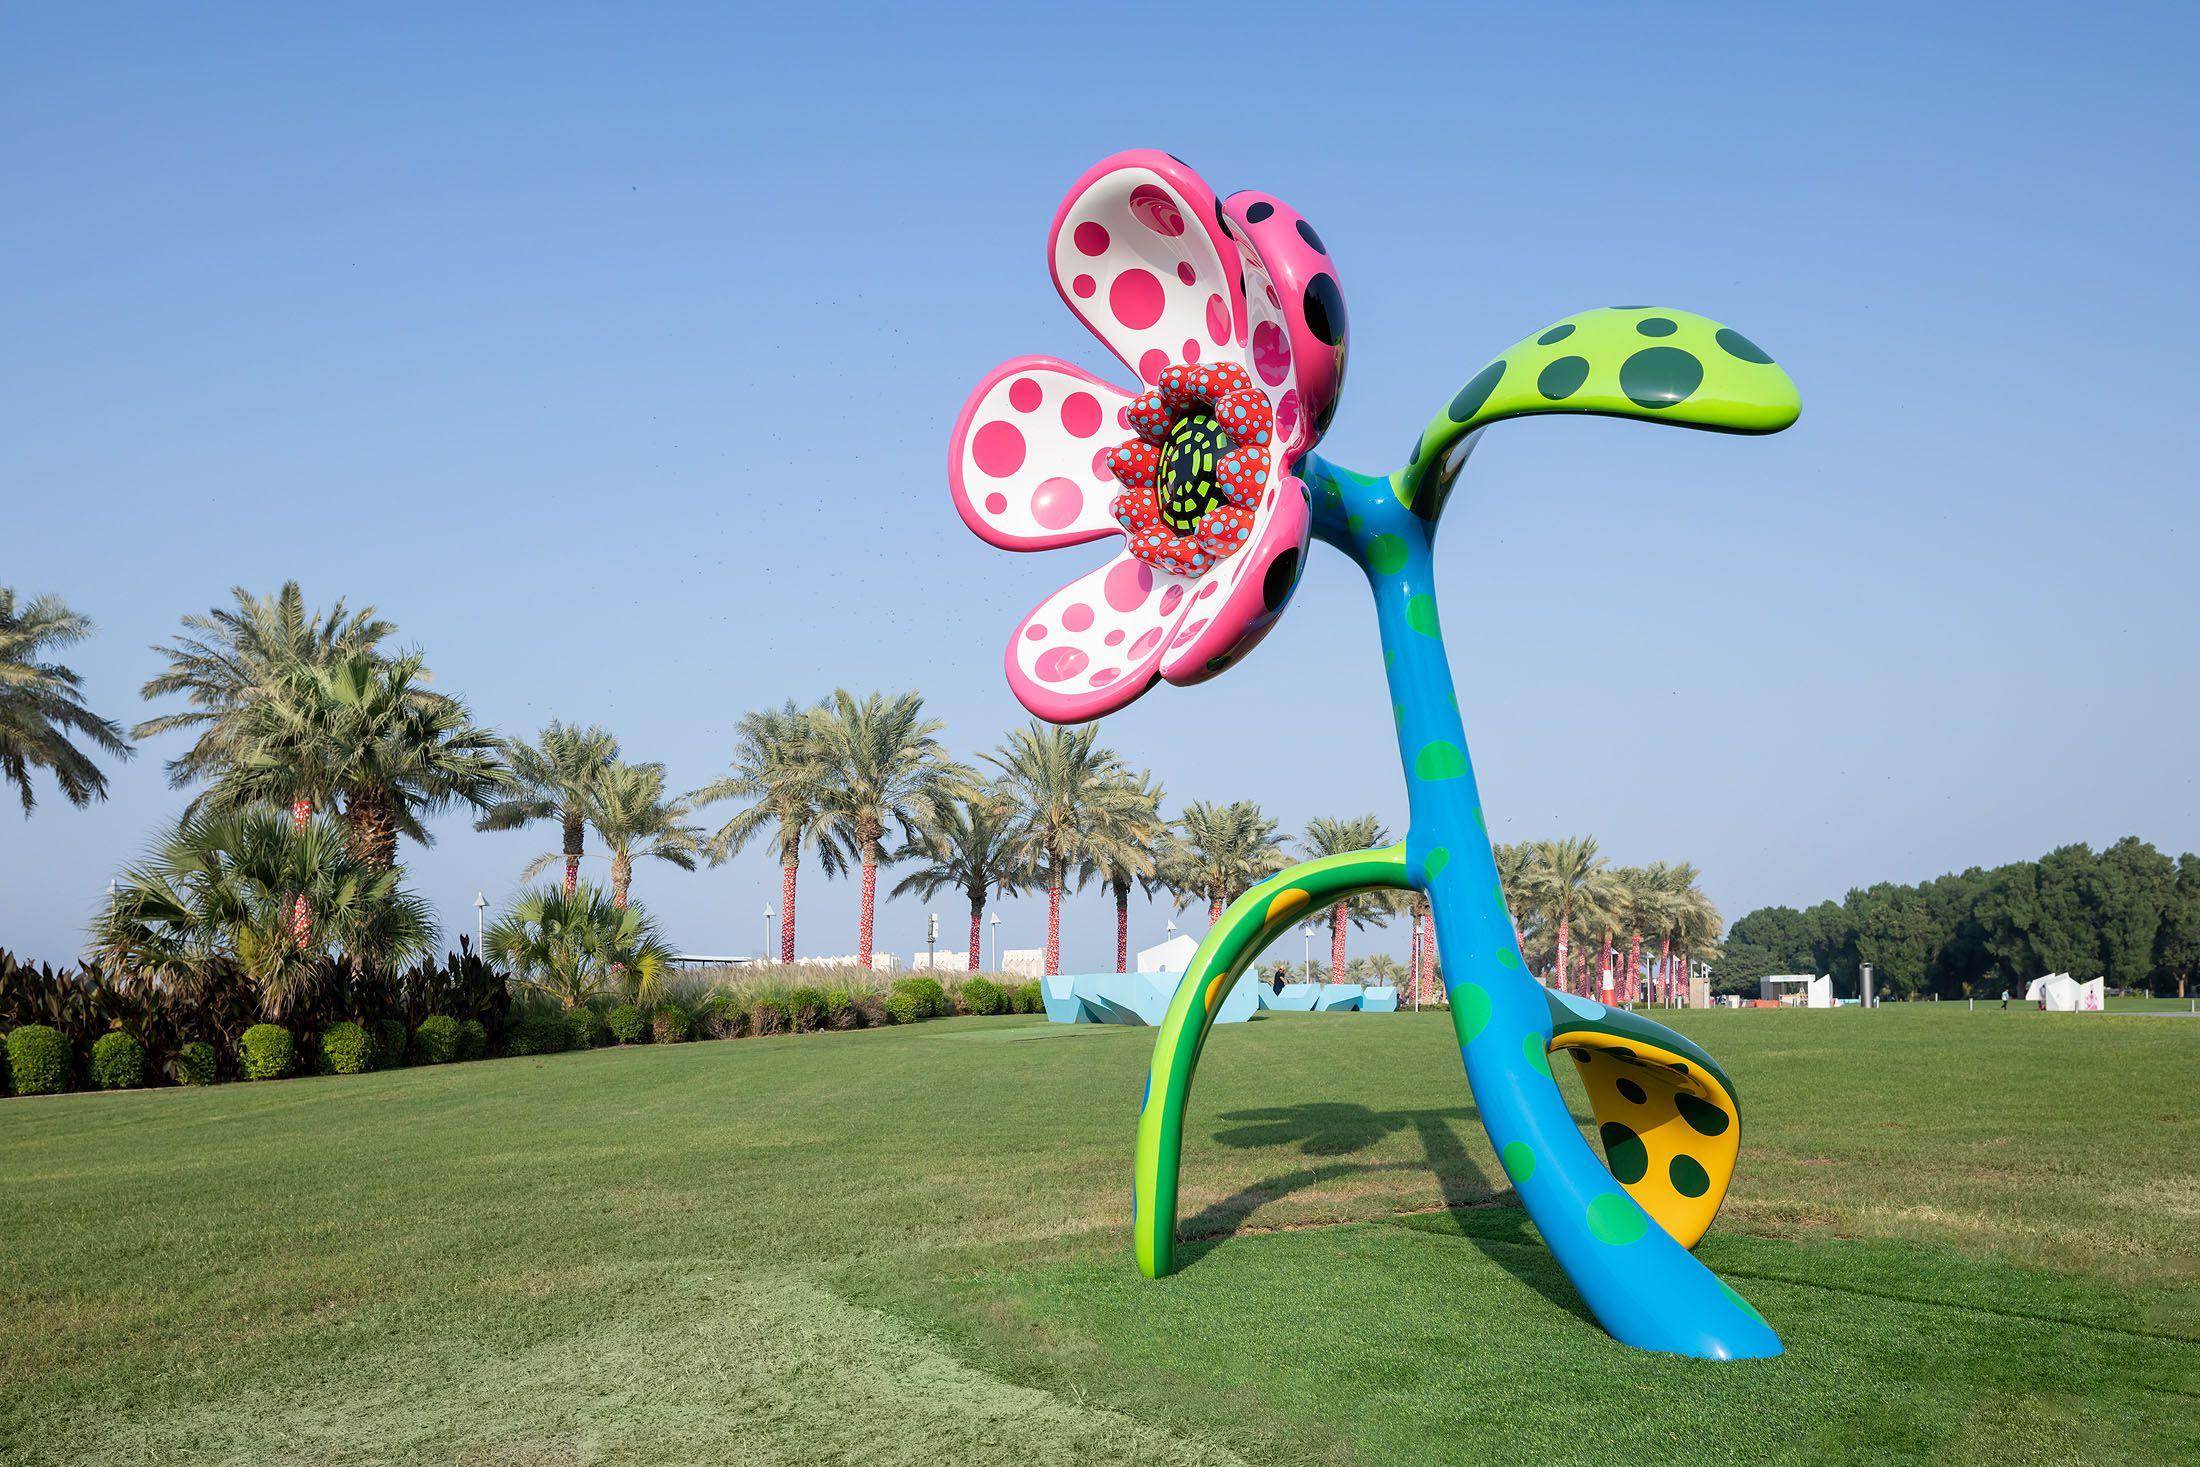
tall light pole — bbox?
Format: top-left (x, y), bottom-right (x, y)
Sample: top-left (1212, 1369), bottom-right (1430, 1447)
top-left (989, 911), bottom-right (1001, 972)
top-left (473, 891), bottom-right (487, 952)
top-left (926, 912), bottom-right (938, 970)
top-left (763, 906), bottom-right (774, 963)
top-left (1299, 922), bottom-right (1311, 982)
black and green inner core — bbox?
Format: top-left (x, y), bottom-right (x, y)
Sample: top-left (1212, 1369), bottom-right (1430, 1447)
top-left (1159, 406), bottom-right (1229, 534)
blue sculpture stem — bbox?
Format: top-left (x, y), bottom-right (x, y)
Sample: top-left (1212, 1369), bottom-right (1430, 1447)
top-left (1298, 451), bottom-right (1781, 1360)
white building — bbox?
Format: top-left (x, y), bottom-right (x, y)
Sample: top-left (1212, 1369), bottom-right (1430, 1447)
top-left (794, 953), bottom-right (900, 972)
top-left (908, 950), bottom-right (969, 972)
top-left (1002, 947), bottom-right (1046, 977)
top-left (1759, 974), bottom-right (1834, 1008)
top-left (2024, 973), bottom-right (2105, 1011)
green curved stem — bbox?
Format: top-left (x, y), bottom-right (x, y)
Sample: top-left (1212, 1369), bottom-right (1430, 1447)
top-left (1132, 844), bottom-right (1413, 1279)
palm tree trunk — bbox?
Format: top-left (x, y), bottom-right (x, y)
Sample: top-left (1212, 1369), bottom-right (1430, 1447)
top-left (1045, 858), bottom-right (1064, 978)
top-left (857, 843), bottom-right (879, 969)
top-left (1657, 935), bottom-right (1672, 1005)
top-left (611, 851), bottom-right (632, 910)
top-left (1601, 934), bottom-right (1614, 999)
top-left (1114, 879), bottom-right (1130, 973)
top-left (1627, 932), bottom-right (1642, 1005)
top-left (563, 813), bottom-right (584, 895)
top-left (967, 896), bottom-right (983, 972)
top-left (1207, 892), bottom-right (1222, 925)
top-left (1330, 903), bottom-right (1348, 982)
top-left (290, 797), bottom-right (313, 949)
top-left (780, 863), bottom-right (798, 963)
top-left (1555, 919), bottom-right (1571, 994)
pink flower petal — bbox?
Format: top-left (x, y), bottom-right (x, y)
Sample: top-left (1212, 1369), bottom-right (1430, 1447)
top-left (1158, 474), bottom-right (1312, 687)
top-left (1049, 151), bottom-right (1247, 388)
top-left (1005, 549), bottom-right (1196, 723)
top-left (951, 355), bottom-right (1135, 552)
top-left (1224, 190), bottom-right (1347, 459)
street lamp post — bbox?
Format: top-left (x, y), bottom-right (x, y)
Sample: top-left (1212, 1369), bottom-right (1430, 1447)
top-left (926, 912), bottom-right (938, 970)
top-left (1299, 922), bottom-right (1311, 982)
top-left (473, 891), bottom-right (487, 952)
top-left (763, 907), bottom-right (775, 963)
top-left (988, 911), bottom-right (1001, 972)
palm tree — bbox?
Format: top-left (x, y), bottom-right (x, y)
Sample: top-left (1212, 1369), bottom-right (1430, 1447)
top-left (559, 760), bottom-right (702, 909)
top-left (809, 690), bottom-right (969, 968)
top-left (1079, 768), bottom-right (1166, 973)
top-left (1162, 800), bottom-right (1288, 924)
top-left (1520, 836), bottom-right (1612, 993)
top-left (476, 722), bottom-right (620, 893)
top-left (0, 589), bottom-right (132, 814)
top-left (93, 810), bottom-right (437, 1013)
top-left (1493, 839), bottom-right (1533, 960)
top-left (692, 701), bottom-right (830, 963)
top-left (205, 651), bottom-right (509, 870)
top-left (134, 581), bottom-right (393, 812)
top-left (986, 721), bottom-right (1140, 977)
top-left (485, 883), bottom-right (674, 1009)
top-left (1298, 814), bottom-right (1397, 980)
top-left (890, 792), bottom-right (1028, 970)
top-left (1605, 866), bottom-right (1670, 1005)
top-left (1667, 871), bottom-right (1723, 1005)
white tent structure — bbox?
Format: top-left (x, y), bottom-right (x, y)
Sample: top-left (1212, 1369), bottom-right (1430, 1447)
top-left (2024, 973), bottom-right (2106, 1011)
top-left (1136, 934), bottom-right (1200, 973)
top-left (1759, 973), bottom-right (1834, 1008)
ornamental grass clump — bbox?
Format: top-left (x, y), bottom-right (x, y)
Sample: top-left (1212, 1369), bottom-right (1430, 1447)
top-left (320, 1021), bottom-right (373, 1076)
top-left (239, 1023), bottom-right (293, 1081)
top-left (6, 1025), bottom-right (70, 1095)
top-left (90, 1032), bottom-right (146, 1090)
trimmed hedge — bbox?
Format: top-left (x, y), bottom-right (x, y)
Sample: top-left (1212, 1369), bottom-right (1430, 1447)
top-left (651, 1004), bottom-right (692, 1043)
top-left (175, 1040), bottom-right (218, 1086)
top-left (503, 1010), bottom-right (570, 1056)
top-left (456, 1018), bottom-right (488, 1062)
top-left (239, 1024), bottom-right (294, 1081)
top-left (823, 990), bottom-right (858, 1030)
top-left (565, 1007), bottom-right (600, 1051)
top-left (960, 977), bottom-right (1006, 1016)
top-left (885, 977), bottom-right (947, 1024)
top-left (374, 1018), bottom-right (408, 1070)
top-left (412, 1014), bottom-right (460, 1065)
top-left (605, 1004), bottom-right (647, 1045)
top-left (1017, 981), bottom-right (1043, 1014)
top-left (90, 1032), bottom-right (146, 1090)
top-left (786, 986), bottom-right (828, 1033)
top-left (321, 1021), bottom-right (374, 1075)
top-left (7, 1025), bottom-right (70, 1095)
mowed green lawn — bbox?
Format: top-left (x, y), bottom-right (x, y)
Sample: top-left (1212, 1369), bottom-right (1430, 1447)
top-left (4, 1006), bottom-right (2194, 1465)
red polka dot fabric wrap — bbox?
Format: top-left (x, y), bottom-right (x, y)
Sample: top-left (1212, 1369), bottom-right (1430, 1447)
top-left (948, 150), bottom-right (1349, 723)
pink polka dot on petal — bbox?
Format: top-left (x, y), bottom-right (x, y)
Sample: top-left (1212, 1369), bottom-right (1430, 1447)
top-left (984, 492), bottom-right (1007, 515)
top-left (1138, 349), bottom-right (1169, 383)
top-left (1061, 602), bottom-right (1094, 633)
top-left (1008, 378), bottom-right (1042, 413)
top-left (1129, 627), bottom-right (1166, 658)
top-left (1172, 618), bottom-right (1210, 648)
top-left (1073, 221), bottom-right (1109, 256)
top-left (1088, 668), bottom-right (1122, 687)
top-left (1176, 261), bottom-right (1196, 285)
top-left (1025, 623), bottom-right (1047, 641)
top-left (1072, 274), bottom-right (1096, 299)
top-left (1104, 558), bottom-right (1154, 612)
top-left (1181, 338), bottom-right (1200, 363)
top-left (1196, 581), bottom-right (1218, 599)
top-left (1127, 185), bottom-right (1185, 238)
top-left (1034, 645), bottom-right (1089, 683)
top-left (1275, 389), bottom-right (1302, 444)
top-left (1104, 629), bottom-right (1125, 647)
top-left (1091, 447), bottom-right (1113, 478)
top-left (1060, 392), bottom-right (1102, 438)
top-left (1110, 269), bottom-right (1166, 330)
top-left (1252, 322), bottom-right (1291, 386)
top-left (1159, 585), bottom-right (1184, 614)
top-left (972, 420), bottom-right (1026, 477)
top-left (1030, 478), bottom-right (1083, 531)
top-left (1205, 294), bottom-right (1229, 346)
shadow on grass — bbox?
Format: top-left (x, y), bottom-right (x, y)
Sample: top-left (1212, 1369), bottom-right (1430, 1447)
top-left (1174, 1100), bottom-right (1595, 1326)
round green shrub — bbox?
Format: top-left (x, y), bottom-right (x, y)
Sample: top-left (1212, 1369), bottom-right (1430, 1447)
top-left (564, 1007), bottom-right (600, 1051)
top-left (319, 1021), bottom-right (373, 1075)
top-left (239, 1024), bottom-right (294, 1081)
top-left (6, 1025), bottom-right (69, 1095)
top-left (823, 990), bottom-right (858, 1030)
top-left (882, 983), bottom-right (924, 1025)
top-left (651, 1004), bottom-right (692, 1044)
top-left (89, 1032), bottom-right (147, 1090)
top-left (1017, 981), bottom-right (1043, 1014)
top-left (502, 1010), bottom-right (569, 1056)
top-left (605, 1004), bottom-right (648, 1045)
top-left (697, 993), bottom-right (746, 1039)
top-left (912, 977), bottom-right (948, 1017)
top-left (748, 997), bottom-right (790, 1035)
top-left (855, 994), bottom-right (887, 1028)
top-left (374, 1018), bottom-right (408, 1070)
top-left (0, 1037), bottom-right (10, 1093)
top-left (175, 1040), bottom-right (218, 1086)
top-left (412, 1014), bottom-right (460, 1065)
top-left (960, 977), bottom-right (1005, 1016)
top-left (785, 986), bottom-right (827, 1032)
top-left (456, 1018), bottom-right (488, 1062)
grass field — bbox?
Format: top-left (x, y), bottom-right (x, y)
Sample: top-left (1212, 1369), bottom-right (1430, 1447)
top-left (4, 1005), bottom-right (2195, 1465)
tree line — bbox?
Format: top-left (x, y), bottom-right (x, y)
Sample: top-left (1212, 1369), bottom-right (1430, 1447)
top-left (1710, 837), bottom-right (2200, 999)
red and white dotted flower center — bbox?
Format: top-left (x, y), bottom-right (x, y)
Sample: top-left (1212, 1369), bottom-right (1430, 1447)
top-left (1107, 361), bottom-right (1274, 579)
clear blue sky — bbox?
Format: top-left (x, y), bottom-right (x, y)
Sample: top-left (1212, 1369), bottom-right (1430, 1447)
top-left (5, 2), bottom-right (2195, 969)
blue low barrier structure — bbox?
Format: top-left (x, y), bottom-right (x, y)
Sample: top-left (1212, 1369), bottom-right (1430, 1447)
top-left (1043, 974), bottom-right (1401, 1026)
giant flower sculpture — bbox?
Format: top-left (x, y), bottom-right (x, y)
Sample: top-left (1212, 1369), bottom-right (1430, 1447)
top-left (948, 150), bottom-right (1804, 1363)
top-left (950, 151), bottom-right (1345, 721)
